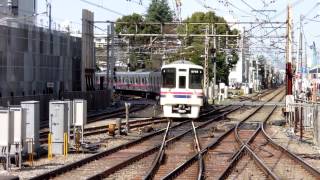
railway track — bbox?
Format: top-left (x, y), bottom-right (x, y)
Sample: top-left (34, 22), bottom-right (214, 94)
top-left (100, 88), bottom-right (284, 180)
top-left (39, 117), bottom-right (168, 144)
top-left (238, 89), bottom-right (273, 102)
top-left (39, 105), bottom-right (221, 144)
top-left (39, 103), bottom-right (149, 129)
top-left (39, 88), bottom-right (273, 143)
top-left (39, 104), bottom-right (153, 142)
top-left (162, 87), bottom-right (285, 179)
top-left (29, 88), bottom-right (283, 180)
top-left (220, 93), bottom-right (320, 179)
top-left (30, 105), bottom-right (237, 180)
top-left (163, 87), bottom-right (320, 179)
top-left (93, 106), bottom-right (241, 180)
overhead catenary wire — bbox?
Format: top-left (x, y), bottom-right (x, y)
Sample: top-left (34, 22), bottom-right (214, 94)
top-left (80, 0), bottom-right (125, 16)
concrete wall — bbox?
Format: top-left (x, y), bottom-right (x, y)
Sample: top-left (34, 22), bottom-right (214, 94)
top-left (0, 0), bottom-right (37, 24)
top-left (0, 23), bottom-right (82, 97)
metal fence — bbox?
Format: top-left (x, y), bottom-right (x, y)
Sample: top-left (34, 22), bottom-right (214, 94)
top-left (0, 90), bottom-right (111, 126)
top-left (286, 102), bottom-right (320, 145)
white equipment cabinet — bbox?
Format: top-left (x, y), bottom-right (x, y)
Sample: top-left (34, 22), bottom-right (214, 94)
top-left (9, 106), bottom-right (26, 144)
top-left (21, 101), bottom-right (40, 151)
top-left (73, 99), bottom-right (87, 126)
top-left (64, 100), bottom-right (73, 142)
top-left (0, 108), bottom-right (14, 170)
top-left (73, 99), bottom-right (87, 144)
top-left (49, 101), bottom-right (68, 155)
top-left (9, 106), bottom-right (25, 169)
top-left (0, 109), bottom-right (14, 147)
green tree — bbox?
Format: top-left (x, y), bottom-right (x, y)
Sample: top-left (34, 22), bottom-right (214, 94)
top-left (145, 0), bottom-right (173, 22)
top-left (114, 1), bottom-right (174, 71)
top-left (143, 0), bottom-right (173, 34)
top-left (172, 11), bottom-right (239, 85)
top-left (115, 13), bottom-right (144, 34)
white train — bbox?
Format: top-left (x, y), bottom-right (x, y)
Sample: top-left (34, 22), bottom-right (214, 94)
top-left (160, 60), bottom-right (204, 118)
top-left (95, 71), bottom-right (161, 97)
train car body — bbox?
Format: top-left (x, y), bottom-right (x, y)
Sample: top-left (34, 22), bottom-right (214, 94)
top-left (115, 71), bottom-right (161, 97)
top-left (160, 60), bottom-right (204, 119)
top-left (95, 71), bottom-right (161, 98)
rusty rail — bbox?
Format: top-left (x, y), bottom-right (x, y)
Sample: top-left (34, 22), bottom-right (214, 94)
top-left (143, 121), bottom-right (171, 180)
top-left (163, 88), bottom-right (284, 179)
top-left (31, 104), bottom-right (233, 180)
top-left (261, 122), bottom-right (320, 177)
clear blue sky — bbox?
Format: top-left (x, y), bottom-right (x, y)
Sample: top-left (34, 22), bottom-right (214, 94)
top-left (37, 0), bottom-right (320, 69)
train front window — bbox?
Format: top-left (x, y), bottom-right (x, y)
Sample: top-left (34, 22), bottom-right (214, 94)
top-left (179, 76), bottom-right (186, 88)
top-left (162, 68), bottom-right (176, 88)
top-left (189, 68), bottom-right (203, 89)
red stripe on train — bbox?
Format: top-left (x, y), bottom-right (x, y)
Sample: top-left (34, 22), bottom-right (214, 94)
top-left (160, 92), bottom-right (193, 95)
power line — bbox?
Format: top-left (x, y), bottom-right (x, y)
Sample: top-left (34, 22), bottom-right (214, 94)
top-left (80, 0), bottom-right (125, 16)
top-left (240, 0), bottom-right (256, 12)
top-left (246, 0), bottom-right (304, 34)
top-left (227, 1), bottom-right (254, 17)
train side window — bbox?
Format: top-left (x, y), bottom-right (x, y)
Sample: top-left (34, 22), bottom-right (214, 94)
top-left (179, 76), bottom-right (186, 88)
top-left (162, 68), bottom-right (176, 88)
top-left (189, 68), bottom-right (203, 89)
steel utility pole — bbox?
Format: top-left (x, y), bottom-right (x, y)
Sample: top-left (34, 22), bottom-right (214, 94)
top-left (127, 38), bottom-right (130, 72)
top-left (204, 25), bottom-right (209, 98)
top-left (299, 15), bottom-right (303, 81)
top-left (305, 41), bottom-right (309, 79)
top-left (286, 5), bottom-right (293, 95)
top-left (212, 27), bottom-right (217, 102)
top-left (256, 60), bottom-right (259, 91)
top-left (106, 25), bottom-right (110, 90)
top-left (110, 22), bottom-right (115, 92)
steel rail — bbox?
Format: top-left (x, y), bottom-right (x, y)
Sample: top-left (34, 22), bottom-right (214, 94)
top-left (220, 90), bottom-right (294, 179)
top-left (161, 125), bottom-right (236, 180)
top-left (87, 106), bottom-right (243, 180)
top-left (219, 96), bottom-right (280, 179)
top-left (143, 106), bottom-right (241, 180)
top-left (39, 117), bottom-right (168, 143)
top-left (31, 105), bottom-right (233, 180)
top-left (143, 121), bottom-right (172, 180)
top-left (224, 95), bottom-right (320, 179)
top-left (163, 88), bottom-right (285, 179)
top-left (30, 120), bottom-right (187, 180)
top-left (191, 120), bottom-right (204, 180)
top-left (162, 103), bottom-right (264, 179)
top-left (238, 89), bottom-right (270, 102)
top-left (261, 122), bottom-right (320, 177)
top-left (40, 104), bottom-right (149, 131)
top-left (218, 107), bottom-right (279, 180)
top-left (219, 121), bottom-right (279, 179)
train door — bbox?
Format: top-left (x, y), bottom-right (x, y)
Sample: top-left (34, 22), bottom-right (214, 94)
top-left (177, 68), bottom-right (188, 90)
top-left (179, 76), bottom-right (186, 89)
